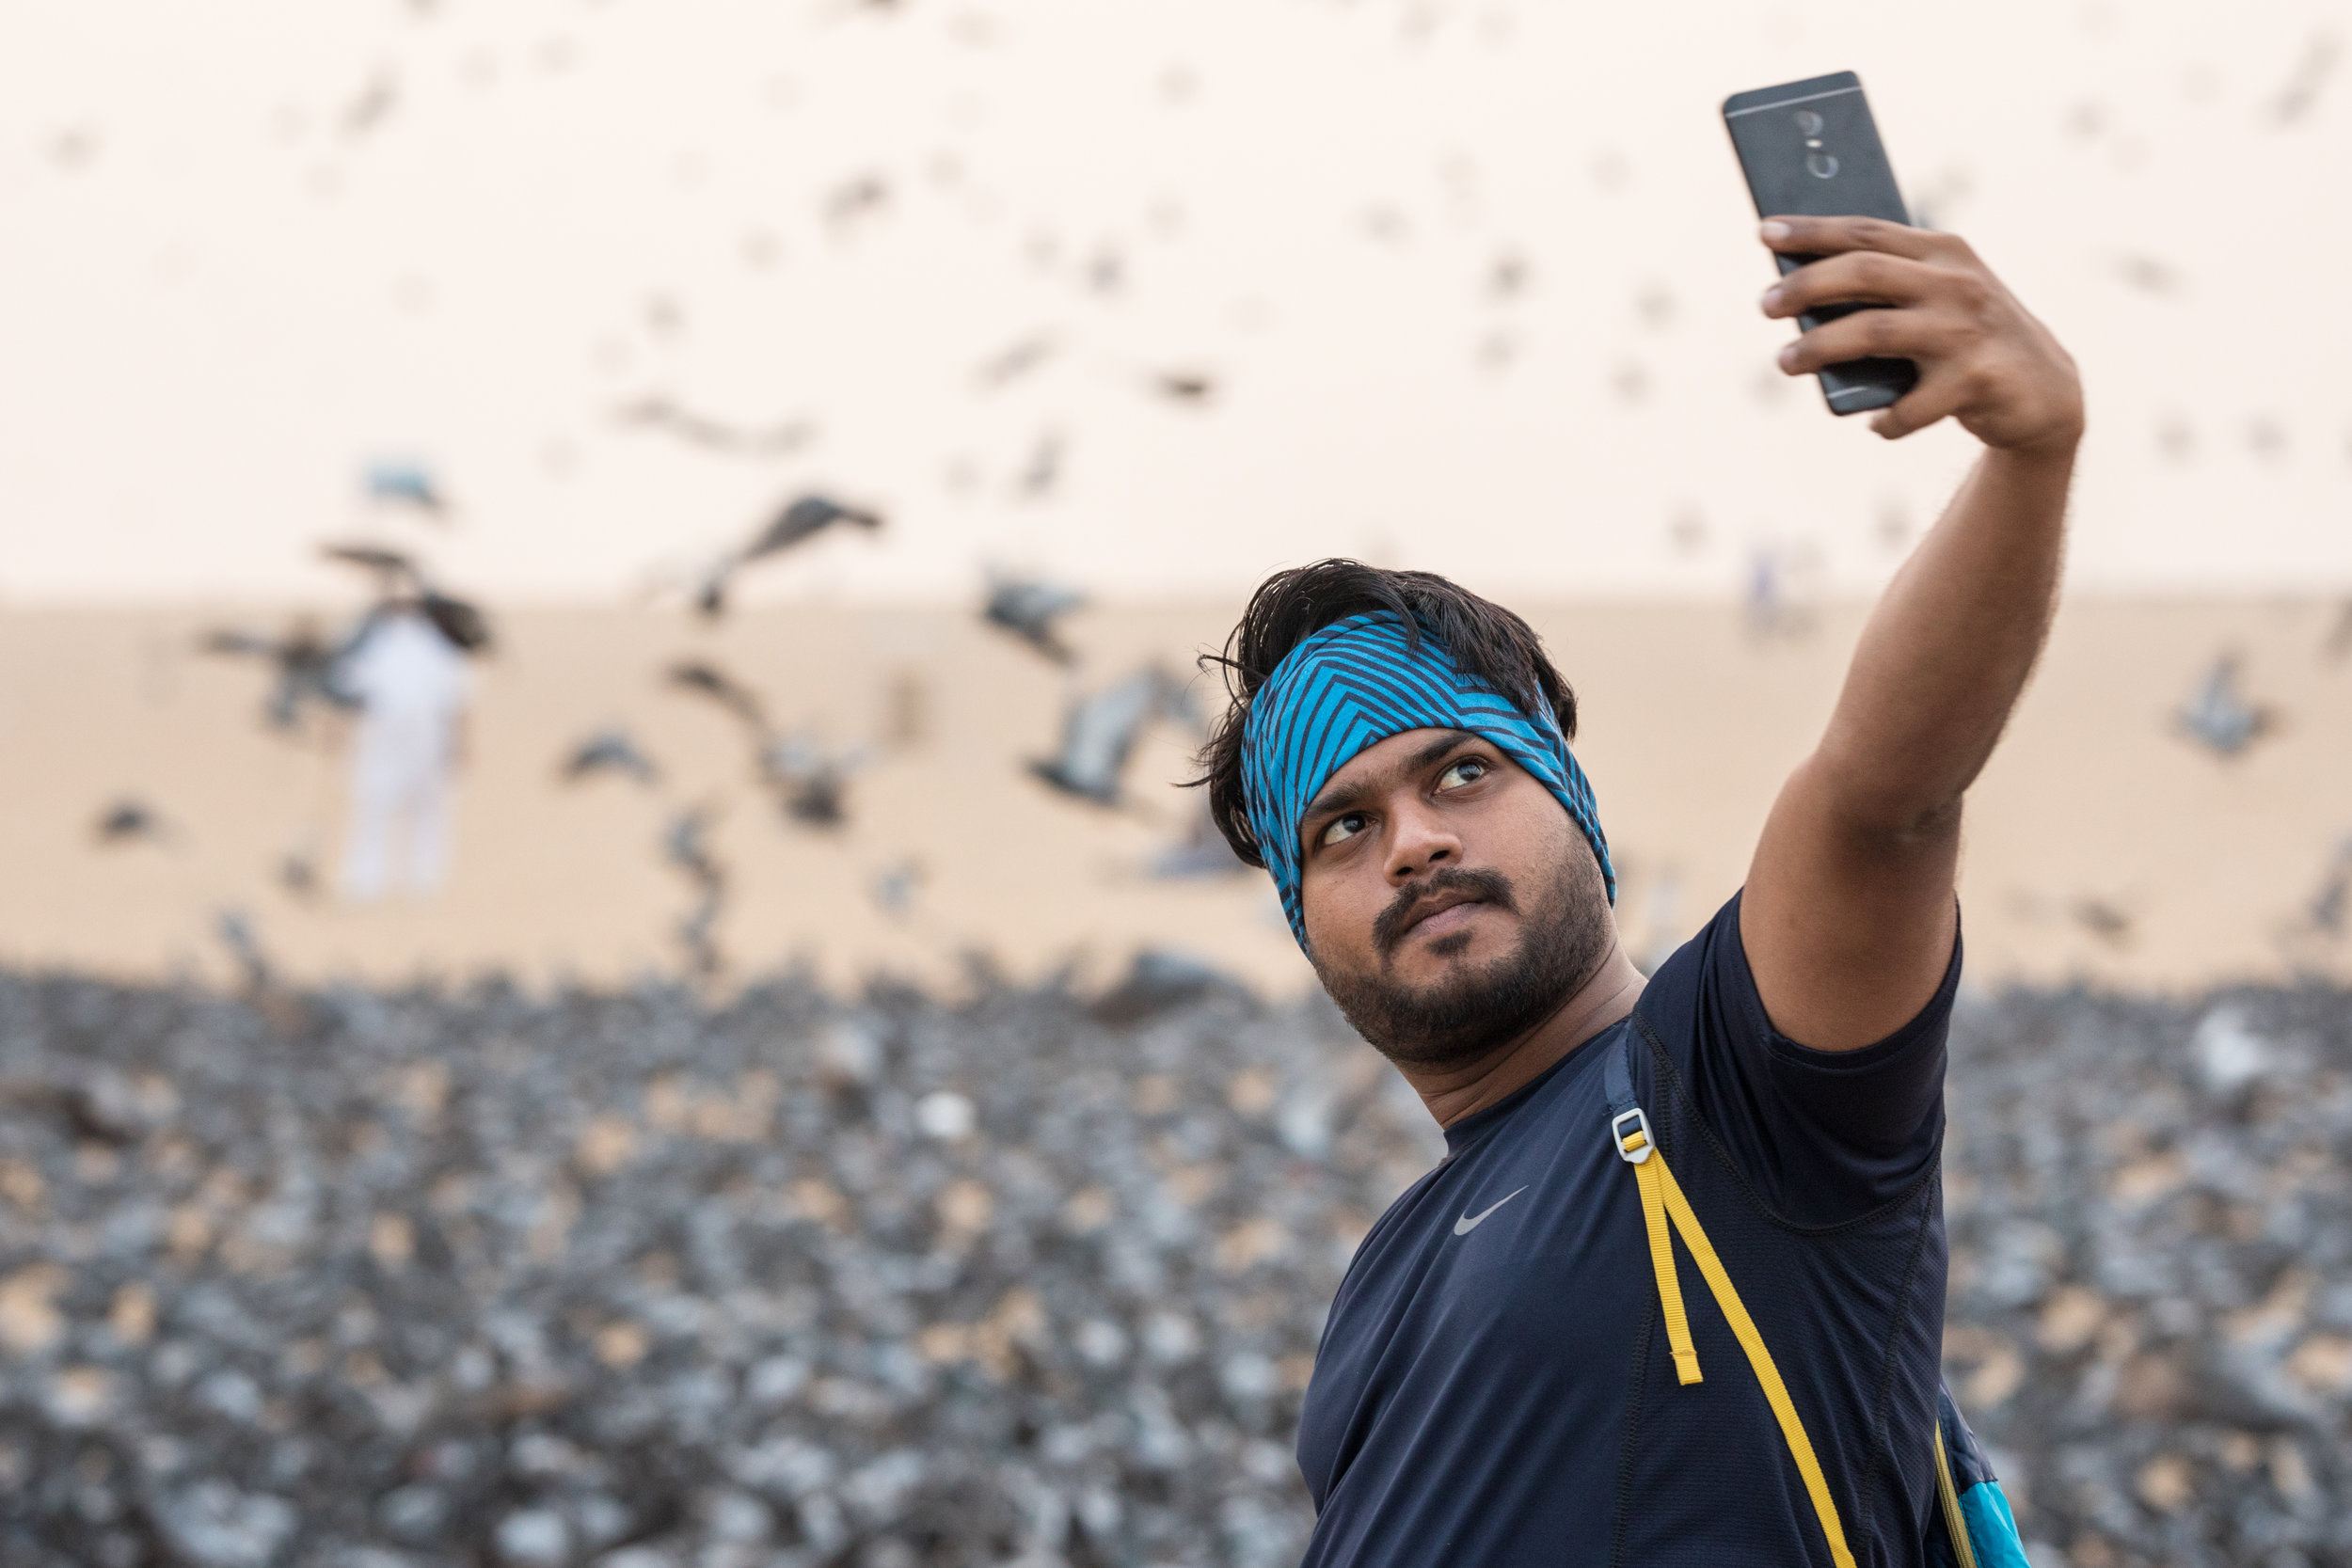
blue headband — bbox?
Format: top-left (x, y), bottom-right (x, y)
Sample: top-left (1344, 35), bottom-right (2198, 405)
top-left (1241, 610), bottom-right (1613, 949)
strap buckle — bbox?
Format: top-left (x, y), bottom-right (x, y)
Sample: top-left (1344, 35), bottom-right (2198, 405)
top-left (1610, 1106), bottom-right (1654, 1164)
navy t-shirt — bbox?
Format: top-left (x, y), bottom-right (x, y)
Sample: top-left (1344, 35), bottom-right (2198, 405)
top-left (1296, 892), bottom-right (1958, 1567)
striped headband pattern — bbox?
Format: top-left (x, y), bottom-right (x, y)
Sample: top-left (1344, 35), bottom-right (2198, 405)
top-left (1241, 610), bottom-right (1614, 950)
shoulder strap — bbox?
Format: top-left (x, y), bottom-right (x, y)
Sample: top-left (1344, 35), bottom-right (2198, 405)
top-left (1608, 1033), bottom-right (1858, 1568)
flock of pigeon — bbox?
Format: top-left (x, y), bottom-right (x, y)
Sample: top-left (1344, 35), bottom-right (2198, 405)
top-left (104, 475), bottom-right (1241, 979)
top-left (85, 456), bottom-right (2352, 982)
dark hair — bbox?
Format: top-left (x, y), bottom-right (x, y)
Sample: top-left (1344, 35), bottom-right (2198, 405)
top-left (1190, 560), bottom-right (1579, 867)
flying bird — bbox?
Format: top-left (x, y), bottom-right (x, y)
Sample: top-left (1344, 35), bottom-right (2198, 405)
top-left (560, 728), bottom-right (660, 786)
top-left (694, 493), bottom-right (883, 617)
top-left (1016, 434), bottom-right (1062, 498)
top-left (343, 70), bottom-right (399, 138)
top-left (661, 807), bottom-right (726, 978)
top-left (982, 574), bottom-right (1085, 664)
top-left (2306, 838), bottom-right (2352, 937)
top-left (2072, 897), bottom-right (2135, 949)
top-left (1151, 371), bottom-right (1216, 404)
top-left (2174, 654), bottom-right (2276, 758)
top-left (94, 798), bottom-right (169, 846)
top-left (2322, 600), bottom-right (2352, 661)
top-left (2272, 34), bottom-right (2340, 125)
top-left (759, 734), bottom-right (867, 828)
top-left (614, 395), bottom-right (815, 456)
top-left (871, 860), bottom-right (922, 917)
top-left (1029, 668), bottom-right (1187, 806)
top-left (975, 333), bottom-right (1056, 388)
top-left (661, 662), bottom-right (868, 827)
top-left (1152, 799), bottom-right (1249, 878)
top-left (215, 909), bottom-right (273, 993)
top-left (320, 542), bottom-right (421, 586)
top-left (197, 617), bottom-right (361, 730)
top-left (419, 592), bottom-right (493, 653)
top-left (362, 459), bottom-right (446, 515)
top-left (665, 660), bottom-right (769, 732)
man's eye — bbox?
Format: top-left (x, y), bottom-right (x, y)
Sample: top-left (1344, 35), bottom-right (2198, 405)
top-left (1319, 813), bottom-right (1367, 847)
top-left (1437, 758), bottom-right (1488, 790)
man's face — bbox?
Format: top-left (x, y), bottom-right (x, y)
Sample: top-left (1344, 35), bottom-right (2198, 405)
top-left (1296, 727), bottom-right (1613, 1069)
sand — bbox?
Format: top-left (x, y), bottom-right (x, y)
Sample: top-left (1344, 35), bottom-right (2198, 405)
top-left (3, 596), bottom-right (2345, 997)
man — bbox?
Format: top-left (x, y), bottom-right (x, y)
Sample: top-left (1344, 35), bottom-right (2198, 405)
top-left (339, 597), bottom-right (474, 903)
top-left (1194, 215), bottom-right (2080, 1563)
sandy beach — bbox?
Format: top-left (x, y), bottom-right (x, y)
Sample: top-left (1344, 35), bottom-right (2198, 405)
top-left (4, 595), bottom-right (2344, 998)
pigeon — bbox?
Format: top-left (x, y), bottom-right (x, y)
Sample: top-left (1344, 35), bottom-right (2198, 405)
top-left (661, 808), bottom-right (726, 978)
top-left (2272, 34), bottom-right (2340, 125)
top-left (1017, 434), bottom-right (1063, 498)
top-left (694, 493), bottom-right (883, 617)
top-left (823, 172), bottom-right (889, 228)
top-left (94, 798), bottom-right (169, 846)
top-left (2174, 654), bottom-right (2275, 758)
top-left (663, 807), bottom-right (725, 892)
top-left (2116, 254), bottom-right (2181, 295)
top-left (665, 660), bottom-right (769, 732)
top-left (1029, 668), bottom-right (1187, 806)
top-left (2327, 601), bottom-right (2352, 662)
top-left (2307, 839), bottom-right (2352, 937)
top-left (872, 860), bottom-right (923, 917)
top-left (1091, 949), bottom-right (1238, 1025)
top-left (614, 395), bottom-right (814, 456)
top-left (343, 70), bottom-right (399, 138)
top-left (2072, 897), bottom-right (2134, 948)
top-left (983, 575), bottom-right (1085, 663)
top-left (1151, 799), bottom-right (1249, 878)
top-left (663, 662), bottom-right (866, 827)
top-left (363, 459), bottom-right (446, 515)
top-left (420, 592), bottom-right (494, 654)
top-left (560, 728), bottom-right (660, 786)
top-left (975, 333), bottom-right (1056, 388)
top-left (1151, 371), bottom-right (1216, 404)
top-left (215, 910), bottom-right (273, 993)
top-left (197, 617), bottom-right (361, 730)
top-left (278, 843), bottom-right (321, 898)
top-left (315, 546), bottom-right (493, 654)
top-left (320, 542), bottom-right (421, 586)
top-left (759, 734), bottom-right (867, 827)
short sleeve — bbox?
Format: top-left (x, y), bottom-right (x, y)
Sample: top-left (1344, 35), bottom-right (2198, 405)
top-left (1635, 890), bottom-right (1956, 1225)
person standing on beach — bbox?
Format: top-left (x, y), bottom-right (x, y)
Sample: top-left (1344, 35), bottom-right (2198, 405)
top-left (339, 598), bottom-right (473, 904)
top-left (1192, 214), bottom-right (2080, 1564)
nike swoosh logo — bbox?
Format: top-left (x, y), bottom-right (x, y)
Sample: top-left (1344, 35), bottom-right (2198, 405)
top-left (1454, 1185), bottom-right (1528, 1237)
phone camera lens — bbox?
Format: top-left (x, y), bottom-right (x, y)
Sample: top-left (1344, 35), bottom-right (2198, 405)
top-left (1805, 152), bottom-right (1839, 180)
top-left (1793, 109), bottom-right (1823, 135)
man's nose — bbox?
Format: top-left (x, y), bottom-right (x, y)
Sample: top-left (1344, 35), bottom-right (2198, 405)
top-left (1384, 797), bottom-right (1462, 882)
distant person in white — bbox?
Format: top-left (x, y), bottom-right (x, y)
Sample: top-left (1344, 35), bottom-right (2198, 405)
top-left (339, 603), bottom-right (471, 902)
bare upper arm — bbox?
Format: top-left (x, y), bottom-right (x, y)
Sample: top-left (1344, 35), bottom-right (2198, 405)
top-left (1738, 753), bottom-right (1961, 1053)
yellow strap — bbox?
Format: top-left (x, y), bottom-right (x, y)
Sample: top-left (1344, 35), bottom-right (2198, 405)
top-left (1629, 1131), bottom-right (1859, 1568)
top-left (1932, 1427), bottom-right (1979, 1568)
top-left (1630, 1152), bottom-right (1702, 1386)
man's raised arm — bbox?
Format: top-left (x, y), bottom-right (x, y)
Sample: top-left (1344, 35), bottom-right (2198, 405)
top-left (1739, 215), bottom-right (2085, 1053)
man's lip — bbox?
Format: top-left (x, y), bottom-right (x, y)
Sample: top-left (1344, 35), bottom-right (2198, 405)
top-left (1400, 890), bottom-right (1483, 937)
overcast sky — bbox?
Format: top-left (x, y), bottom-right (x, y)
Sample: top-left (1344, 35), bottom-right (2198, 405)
top-left (2, 0), bottom-right (2345, 603)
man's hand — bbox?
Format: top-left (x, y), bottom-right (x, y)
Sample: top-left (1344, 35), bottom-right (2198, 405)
top-left (1740, 221), bottom-right (2079, 1054)
top-left (1759, 215), bottom-right (2083, 454)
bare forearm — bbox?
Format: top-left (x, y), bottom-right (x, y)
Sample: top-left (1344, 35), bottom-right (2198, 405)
top-left (1815, 442), bottom-right (2074, 834)
top-left (1741, 214), bottom-right (2082, 1051)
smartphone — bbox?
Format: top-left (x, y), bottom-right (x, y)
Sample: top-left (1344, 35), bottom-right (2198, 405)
top-left (1722, 71), bottom-right (1917, 415)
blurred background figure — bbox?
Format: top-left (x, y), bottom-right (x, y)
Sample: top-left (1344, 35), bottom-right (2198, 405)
top-left (338, 596), bottom-right (473, 903)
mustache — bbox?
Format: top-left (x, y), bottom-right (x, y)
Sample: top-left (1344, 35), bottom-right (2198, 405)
top-left (1373, 867), bottom-right (1518, 956)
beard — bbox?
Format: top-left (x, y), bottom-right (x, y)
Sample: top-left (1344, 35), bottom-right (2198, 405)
top-left (1311, 853), bottom-right (1613, 1072)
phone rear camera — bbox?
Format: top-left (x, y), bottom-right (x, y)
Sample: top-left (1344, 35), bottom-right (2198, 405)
top-left (1793, 109), bottom-right (1824, 135)
top-left (1806, 152), bottom-right (1839, 179)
